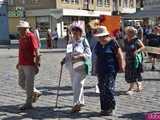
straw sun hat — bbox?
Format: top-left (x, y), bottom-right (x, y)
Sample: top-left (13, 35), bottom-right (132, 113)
top-left (94, 26), bottom-right (110, 37)
top-left (16, 20), bottom-right (30, 28)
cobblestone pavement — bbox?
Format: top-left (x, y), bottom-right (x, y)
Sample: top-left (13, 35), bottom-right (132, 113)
top-left (0, 49), bottom-right (160, 120)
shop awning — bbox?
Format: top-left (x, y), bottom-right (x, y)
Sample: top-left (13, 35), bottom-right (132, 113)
top-left (122, 9), bottom-right (160, 18)
top-left (27, 9), bottom-right (112, 19)
top-left (62, 9), bottom-right (111, 17)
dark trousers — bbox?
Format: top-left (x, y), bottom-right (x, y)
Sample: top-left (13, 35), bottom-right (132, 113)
top-left (97, 73), bottom-right (116, 111)
top-left (54, 38), bottom-right (58, 48)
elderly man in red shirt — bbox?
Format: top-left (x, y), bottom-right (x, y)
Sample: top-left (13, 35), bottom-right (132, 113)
top-left (16, 20), bottom-right (41, 110)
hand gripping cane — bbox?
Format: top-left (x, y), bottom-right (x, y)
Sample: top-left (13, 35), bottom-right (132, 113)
top-left (55, 63), bottom-right (63, 108)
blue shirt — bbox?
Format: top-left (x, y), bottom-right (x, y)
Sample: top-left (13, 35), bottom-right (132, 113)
top-left (95, 39), bottom-right (119, 75)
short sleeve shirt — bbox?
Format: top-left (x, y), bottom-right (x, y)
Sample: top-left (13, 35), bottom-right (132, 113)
top-left (147, 33), bottom-right (160, 47)
top-left (95, 39), bottom-right (119, 75)
top-left (19, 32), bottom-right (39, 65)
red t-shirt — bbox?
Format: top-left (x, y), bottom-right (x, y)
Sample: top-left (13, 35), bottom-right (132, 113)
top-left (19, 32), bottom-right (39, 65)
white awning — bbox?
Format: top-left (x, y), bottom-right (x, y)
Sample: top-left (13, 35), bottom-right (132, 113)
top-left (27, 9), bottom-right (112, 18)
top-left (122, 9), bottom-right (160, 18)
top-left (63, 9), bottom-right (111, 17)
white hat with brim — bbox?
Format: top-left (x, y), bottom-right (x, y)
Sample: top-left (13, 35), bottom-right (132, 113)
top-left (16, 20), bottom-right (30, 28)
top-left (94, 26), bottom-right (110, 37)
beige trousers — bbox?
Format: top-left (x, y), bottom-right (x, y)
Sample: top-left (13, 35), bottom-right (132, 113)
top-left (18, 65), bottom-right (40, 105)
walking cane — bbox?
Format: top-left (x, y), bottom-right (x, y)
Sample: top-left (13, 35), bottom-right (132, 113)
top-left (55, 63), bottom-right (63, 108)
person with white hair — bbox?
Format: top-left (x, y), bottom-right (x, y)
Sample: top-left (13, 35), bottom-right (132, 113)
top-left (61, 23), bottom-right (92, 112)
top-left (16, 20), bottom-right (42, 110)
top-left (94, 25), bottom-right (125, 116)
top-left (124, 26), bottom-right (145, 95)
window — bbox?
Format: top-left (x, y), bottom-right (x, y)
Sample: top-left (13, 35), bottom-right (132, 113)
top-left (83, 0), bottom-right (89, 9)
top-left (104, 0), bottom-right (110, 6)
top-left (123, 0), bottom-right (128, 7)
top-left (8, 0), bottom-right (15, 5)
top-left (61, 0), bottom-right (79, 4)
top-left (91, 0), bottom-right (94, 4)
top-left (97, 0), bottom-right (103, 6)
top-left (61, 0), bottom-right (70, 3)
top-left (71, 0), bottom-right (79, 4)
top-left (36, 16), bottom-right (50, 38)
top-left (113, 0), bottom-right (118, 10)
top-left (97, 0), bottom-right (110, 7)
top-left (129, 0), bottom-right (134, 8)
top-left (32, 0), bottom-right (40, 4)
top-left (119, 0), bottom-right (121, 6)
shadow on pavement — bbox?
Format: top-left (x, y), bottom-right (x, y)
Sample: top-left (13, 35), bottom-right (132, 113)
top-left (84, 92), bottom-right (99, 97)
top-left (38, 85), bottom-right (95, 96)
top-left (115, 90), bottom-right (127, 96)
top-left (38, 86), bottom-right (127, 97)
top-left (84, 90), bottom-right (127, 97)
top-left (143, 69), bottom-right (160, 72)
top-left (143, 78), bottom-right (160, 81)
top-left (0, 105), bottom-right (101, 120)
top-left (38, 85), bottom-right (95, 91)
top-left (118, 112), bottom-right (145, 120)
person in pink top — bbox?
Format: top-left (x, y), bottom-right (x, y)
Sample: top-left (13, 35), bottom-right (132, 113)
top-left (16, 20), bottom-right (42, 110)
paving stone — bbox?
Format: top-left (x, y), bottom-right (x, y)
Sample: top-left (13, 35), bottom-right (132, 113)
top-left (0, 49), bottom-right (160, 120)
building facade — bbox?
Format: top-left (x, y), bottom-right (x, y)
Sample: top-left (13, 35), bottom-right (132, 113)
top-left (8, 0), bottom-right (113, 37)
top-left (144, 0), bottom-right (160, 25)
top-left (8, 0), bottom-right (137, 37)
top-left (112, 0), bottom-right (137, 15)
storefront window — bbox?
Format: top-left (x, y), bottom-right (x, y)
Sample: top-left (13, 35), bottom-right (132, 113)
top-left (36, 16), bottom-right (50, 38)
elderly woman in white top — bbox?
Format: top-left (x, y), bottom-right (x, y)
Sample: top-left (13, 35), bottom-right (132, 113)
top-left (61, 24), bottom-right (92, 112)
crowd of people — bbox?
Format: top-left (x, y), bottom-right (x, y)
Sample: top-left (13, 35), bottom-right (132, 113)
top-left (15, 19), bottom-right (160, 116)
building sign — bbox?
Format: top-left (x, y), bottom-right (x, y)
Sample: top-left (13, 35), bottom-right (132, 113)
top-left (0, 0), bottom-right (9, 44)
top-left (8, 7), bottom-right (23, 17)
top-left (100, 15), bottom-right (120, 37)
